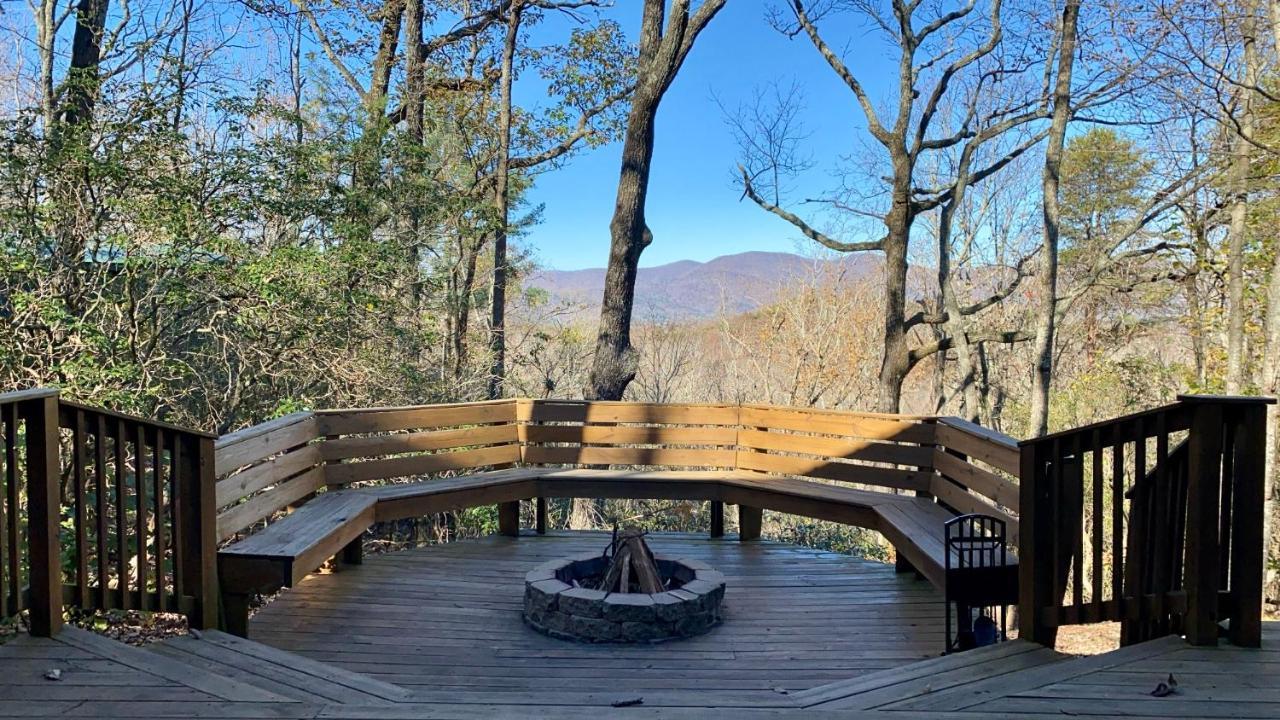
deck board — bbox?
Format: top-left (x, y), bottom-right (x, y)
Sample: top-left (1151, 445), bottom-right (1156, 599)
top-left (249, 531), bottom-right (946, 699)
top-left (3, 531), bottom-right (1279, 718)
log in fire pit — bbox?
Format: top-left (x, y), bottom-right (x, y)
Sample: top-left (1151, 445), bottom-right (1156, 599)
top-left (522, 530), bottom-right (725, 643)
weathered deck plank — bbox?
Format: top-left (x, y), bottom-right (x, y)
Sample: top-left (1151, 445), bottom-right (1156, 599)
top-left (249, 531), bottom-right (947, 699)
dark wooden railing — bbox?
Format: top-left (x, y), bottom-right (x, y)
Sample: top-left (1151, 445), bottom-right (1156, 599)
top-left (1019, 395), bottom-right (1271, 648)
top-left (0, 388), bottom-right (218, 636)
top-left (0, 389), bottom-right (61, 636)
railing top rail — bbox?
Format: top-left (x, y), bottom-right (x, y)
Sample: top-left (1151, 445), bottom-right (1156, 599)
top-left (58, 398), bottom-right (217, 439)
top-left (1019, 400), bottom-right (1191, 448)
top-left (314, 398), bottom-right (516, 416)
top-left (738, 402), bottom-right (936, 422)
top-left (936, 416), bottom-right (1019, 451)
top-left (0, 387), bottom-right (59, 404)
top-left (1176, 393), bottom-right (1276, 405)
top-left (215, 410), bottom-right (315, 450)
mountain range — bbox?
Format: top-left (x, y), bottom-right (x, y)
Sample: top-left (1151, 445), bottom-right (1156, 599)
top-left (528, 251), bottom-right (879, 321)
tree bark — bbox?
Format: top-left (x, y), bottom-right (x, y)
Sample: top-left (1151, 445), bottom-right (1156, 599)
top-left (1226, 1), bottom-right (1259, 395)
top-left (586, 0), bottom-right (726, 400)
top-left (1028, 0), bottom-right (1080, 437)
top-left (489, 1), bottom-right (524, 399)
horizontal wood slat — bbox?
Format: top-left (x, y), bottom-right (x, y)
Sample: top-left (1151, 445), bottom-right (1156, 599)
top-left (935, 418), bottom-right (1020, 475)
top-left (738, 406), bottom-right (935, 444)
top-left (324, 445), bottom-right (522, 485)
top-left (214, 412), bottom-right (318, 478)
top-left (523, 446), bottom-right (737, 469)
top-left (524, 424), bottom-right (738, 447)
top-left (216, 466), bottom-right (325, 541)
top-left (216, 445), bottom-right (321, 508)
top-left (933, 448), bottom-right (1019, 511)
top-left (738, 429), bottom-right (932, 468)
top-left (317, 401), bottom-right (518, 436)
top-left (930, 475), bottom-right (1020, 545)
top-left (735, 450), bottom-right (931, 492)
top-left (320, 424), bottom-right (519, 462)
top-left (525, 401), bottom-right (741, 425)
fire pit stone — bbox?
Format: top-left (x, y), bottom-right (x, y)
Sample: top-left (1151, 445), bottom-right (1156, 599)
top-left (522, 553), bottom-right (725, 644)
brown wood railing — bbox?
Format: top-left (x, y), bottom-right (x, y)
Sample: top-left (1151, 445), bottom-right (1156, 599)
top-left (0, 388), bottom-right (218, 636)
top-left (1018, 395), bottom-right (1271, 648)
top-left (214, 400), bottom-right (1020, 546)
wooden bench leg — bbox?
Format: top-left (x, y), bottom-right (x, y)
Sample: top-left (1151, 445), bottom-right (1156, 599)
top-left (499, 500), bottom-right (520, 537)
top-left (536, 497), bottom-right (548, 535)
top-left (709, 501), bottom-right (725, 538)
top-left (222, 591), bottom-right (251, 638)
top-left (739, 505), bottom-right (762, 541)
top-left (340, 532), bottom-right (364, 566)
top-left (895, 553), bottom-right (916, 575)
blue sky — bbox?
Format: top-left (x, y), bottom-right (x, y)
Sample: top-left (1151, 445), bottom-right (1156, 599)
top-left (519, 1), bottom-right (890, 271)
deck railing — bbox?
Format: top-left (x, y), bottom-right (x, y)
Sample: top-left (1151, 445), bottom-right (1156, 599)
top-left (215, 399), bottom-right (1023, 547)
top-left (0, 388), bottom-right (218, 636)
top-left (1019, 395), bottom-right (1271, 648)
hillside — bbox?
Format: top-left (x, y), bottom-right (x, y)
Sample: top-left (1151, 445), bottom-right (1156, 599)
top-left (528, 251), bottom-right (879, 320)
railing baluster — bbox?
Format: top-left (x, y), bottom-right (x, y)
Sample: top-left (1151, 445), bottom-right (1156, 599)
top-left (114, 418), bottom-right (129, 610)
top-left (170, 435), bottom-right (185, 609)
top-left (94, 414), bottom-right (109, 610)
top-left (1090, 428), bottom-right (1103, 620)
top-left (1110, 427), bottom-right (1123, 619)
top-left (73, 409), bottom-right (89, 608)
top-left (1218, 418), bottom-right (1236, 590)
top-left (1071, 435), bottom-right (1084, 614)
top-left (153, 428), bottom-right (167, 613)
top-left (1152, 417), bottom-right (1170, 637)
top-left (4, 403), bottom-right (19, 615)
top-left (135, 423), bottom-right (149, 611)
top-left (0, 405), bottom-right (13, 617)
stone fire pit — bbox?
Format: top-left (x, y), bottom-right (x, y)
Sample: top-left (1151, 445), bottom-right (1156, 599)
top-left (522, 551), bottom-right (726, 643)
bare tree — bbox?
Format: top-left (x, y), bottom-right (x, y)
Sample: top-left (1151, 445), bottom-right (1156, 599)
top-left (1028, 0), bottom-right (1081, 437)
top-left (586, 0), bottom-right (727, 400)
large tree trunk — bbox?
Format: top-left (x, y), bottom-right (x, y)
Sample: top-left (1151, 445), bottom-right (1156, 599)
top-left (587, 93), bottom-right (658, 400)
top-left (488, 2), bottom-right (523, 400)
top-left (586, 0), bottom-right (726, 401)
top-left (1028, 0), bottom-right (1080, 437)
top-left (877, 204), bottom-right (911, 413)
top-left (1226, 0), bottom-right (1259, 395)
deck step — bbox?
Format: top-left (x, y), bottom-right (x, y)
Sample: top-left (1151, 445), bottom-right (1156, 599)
top-left (796, 639), bottom-right (1066, 709)
top-left (153, 630), bottom-right (413, 705)
top-left (52, 626), bottom-right (299, 703)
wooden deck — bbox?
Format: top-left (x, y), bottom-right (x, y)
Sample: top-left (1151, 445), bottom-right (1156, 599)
top-left (248, 531), bottom-right (946, 705)
top-left (2, 531), bottom-right (1278, 718)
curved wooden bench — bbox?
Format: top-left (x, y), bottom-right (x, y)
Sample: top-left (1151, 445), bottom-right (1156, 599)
top-left (213, 400), bottom-right (1021, 637)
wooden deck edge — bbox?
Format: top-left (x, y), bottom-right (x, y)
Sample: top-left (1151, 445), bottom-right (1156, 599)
top-left (53, 626), bottom-right (299, 703)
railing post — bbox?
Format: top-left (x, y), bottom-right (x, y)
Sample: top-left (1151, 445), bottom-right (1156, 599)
top-left (1228, 401), bottom-right (1267, 647)
top-left (24, 392), bottom-right (62, 637)
top-left (1018, 439), bottom-right (1056, 646)
top-left (1183, 400), bottom-right (1224, 646)
top-left (179, 434), bottom-right (219, 630)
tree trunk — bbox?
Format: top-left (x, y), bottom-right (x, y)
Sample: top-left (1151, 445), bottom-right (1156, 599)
top-left (489, 2), bottom-right (523, 400)
top-left (1226, 1), bottom-right (1259, 395)
top-left (586, 0), bottom-right (726, 400)
top-left (353, 0), bottom-right (405, 190)
top-left (403, 0), bottom-right (425, 306)
top-left (877, 207), bottom-right (911, 414)
top-left (1028, 0), bottom-right (1080, 437)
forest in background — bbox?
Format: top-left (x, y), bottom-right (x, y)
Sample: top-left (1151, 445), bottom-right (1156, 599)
top-left (4, 1), bottom-right (1280, 606)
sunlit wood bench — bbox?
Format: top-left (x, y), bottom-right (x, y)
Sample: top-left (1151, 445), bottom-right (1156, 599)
top-left (213, 400), bottom-right (1021, 637)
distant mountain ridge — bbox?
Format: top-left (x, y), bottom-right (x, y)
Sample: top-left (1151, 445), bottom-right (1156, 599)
top-left (528, 251), bottom-right (879, 320)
